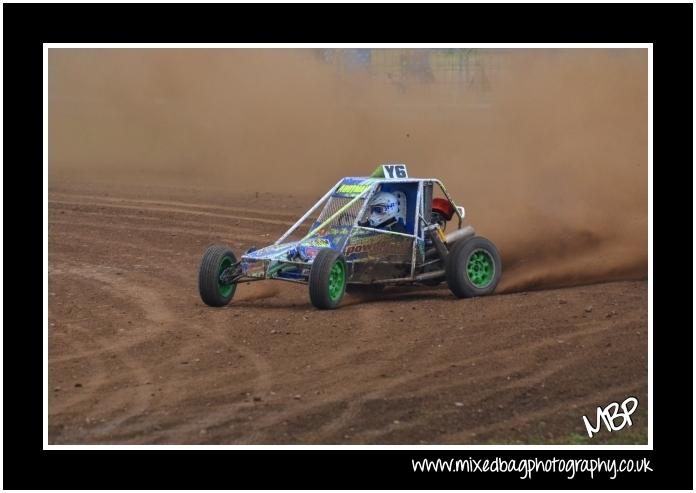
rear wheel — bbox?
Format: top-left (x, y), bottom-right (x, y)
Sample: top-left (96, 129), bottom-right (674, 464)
top-left (309, 249), bottom-right (347, 309)
top-left (445, 236), bottom-right (501, 298)
top-left (199, 245), bottom-right (238, 307)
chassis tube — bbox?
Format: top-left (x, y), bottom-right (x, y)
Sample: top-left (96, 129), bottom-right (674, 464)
top-left (433, 179), bottom-right (464, 229)
top-left (428, 227), bottom-right (449, 261)
top-left (301, 182), bottom-right (374, 241)
top-left (274, 178), bottom-right (343, 245)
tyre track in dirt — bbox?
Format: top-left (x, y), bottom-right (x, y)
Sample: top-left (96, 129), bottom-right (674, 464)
top-left (160, 336), bottom-right (274, 443)
top-left (49, 261), bottom-right (262, 443)
top-left (49, 191), bottom-right (302, 219)
top-left (50, 232), bottom-right (202, 263)
top-left (234, 314), bottom-right (627, 443)
top-left (50, 207), bottom-right (260, 233)
top-left (49, 197), bottom-right (298, 248)
top-left (51, 321), bottom-right (156, 443)
top-left (50, 199), bottom-right (296, 227)
top-left (344, 318), bottom-right (640, 443)
top-left (49, 262), bottom-right (182, 443)
top-left (181, 299), bottom-right (642, 444)
top-left (50, 219), bottom-right (269, 249)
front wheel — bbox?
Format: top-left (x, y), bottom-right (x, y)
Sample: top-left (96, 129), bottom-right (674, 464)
top-left (199, 245), bottom-right (238, 307)
top-left (308, 249), bottom-right (347, 309)
top-left (445, 236), bottom-right (502, 298)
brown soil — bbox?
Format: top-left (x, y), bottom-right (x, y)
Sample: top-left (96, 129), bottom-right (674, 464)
top-left (48, 181), bottom-right (648, 445)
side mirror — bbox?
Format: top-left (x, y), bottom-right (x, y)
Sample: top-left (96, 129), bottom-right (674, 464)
top-left (456, 206), bottom-right (465, 219)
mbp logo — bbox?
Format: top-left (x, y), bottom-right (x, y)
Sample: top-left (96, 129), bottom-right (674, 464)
top-left (582, 396), bottom-right (639, 438)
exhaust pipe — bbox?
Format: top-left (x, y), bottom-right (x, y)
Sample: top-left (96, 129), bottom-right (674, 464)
top-left (424, 225), bottom-right (476, 260)
top-left (444, 225), bottom-right (475, 245)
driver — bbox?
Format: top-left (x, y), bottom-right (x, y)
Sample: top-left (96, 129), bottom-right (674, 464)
top-left (360, 191), bottom-right (407, 233)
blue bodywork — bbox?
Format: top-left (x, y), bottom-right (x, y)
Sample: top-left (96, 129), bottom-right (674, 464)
top-left (241, 224), bottom-right (360, 282)
top-left (240, 178), bottom-right (366, 281)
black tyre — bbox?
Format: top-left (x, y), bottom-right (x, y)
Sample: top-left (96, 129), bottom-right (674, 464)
top-left (199, 245), bottom-right (238, 307)
top-left (308, 249), bottom-right (347, 309)
top-left (445, 236), bottom-right (502, 298)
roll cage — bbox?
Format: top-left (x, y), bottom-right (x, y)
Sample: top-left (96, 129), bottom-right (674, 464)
top-left (275, 177), bottom-right (464, 246)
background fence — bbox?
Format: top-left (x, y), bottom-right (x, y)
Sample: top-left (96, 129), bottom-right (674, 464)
top-left (315, 48), bottom-right (510, 93)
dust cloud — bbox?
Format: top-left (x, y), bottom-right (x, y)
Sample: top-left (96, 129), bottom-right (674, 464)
top-left (49, 48), bottom-right (647, 291)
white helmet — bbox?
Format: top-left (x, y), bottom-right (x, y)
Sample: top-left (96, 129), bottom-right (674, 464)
top-left (365, 191), bottom-right (406, 228)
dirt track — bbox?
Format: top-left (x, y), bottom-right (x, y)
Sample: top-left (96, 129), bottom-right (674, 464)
top-left (48, 181), bottom-right (648, 445)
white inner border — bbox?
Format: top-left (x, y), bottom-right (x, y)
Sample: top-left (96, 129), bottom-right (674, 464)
top-left (43, 43), bottom-right (653, 451)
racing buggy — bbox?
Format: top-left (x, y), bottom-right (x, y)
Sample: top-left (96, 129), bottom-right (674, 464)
top-left (199, 164), bottom-right (502, 309)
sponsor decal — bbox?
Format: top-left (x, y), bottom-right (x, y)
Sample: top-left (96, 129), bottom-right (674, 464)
top-left (244, 242), bottom-right (296, 258)
top-left (302, 247), bottom-right (320, 258)
top-left (332, 178), bottom-right (374, 198)
top-left (301, 238), bottom-right (331, 248)
top-left (336, 183), bottom-right (370, 195)
top-left (345, 231), bottom-right (411, 259)
top-left (305, 226), bottom-right (350, 243)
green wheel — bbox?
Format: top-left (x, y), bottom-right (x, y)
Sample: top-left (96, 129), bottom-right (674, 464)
top-left (445, 236), bottom-right (502, 298)
top-left (199, 245), bottom-right (238, 307)
top-left (467, 250), bottom-right (495, 287)
top-left (309, 249), bottom-right (347, 309)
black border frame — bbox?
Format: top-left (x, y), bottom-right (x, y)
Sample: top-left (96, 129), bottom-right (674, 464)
top-left (4, 2), bottom-right (692, 489)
